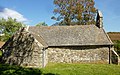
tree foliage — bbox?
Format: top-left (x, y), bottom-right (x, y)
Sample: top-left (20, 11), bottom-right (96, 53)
top-left (36, 22), bottom-right (48, 26)
top-left (52, 0), bottom-right (96, 25)
top-left (0, 18), bottom-right (23, 41)
top-left (114, 40), bottom-right (120, 56)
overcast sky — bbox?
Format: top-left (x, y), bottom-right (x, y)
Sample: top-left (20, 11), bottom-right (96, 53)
top-left (0, 0), bottom-right (120, 32)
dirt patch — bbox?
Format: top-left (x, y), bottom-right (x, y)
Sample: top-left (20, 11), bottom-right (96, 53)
top-left (107, 32), bottom-right (120, 41)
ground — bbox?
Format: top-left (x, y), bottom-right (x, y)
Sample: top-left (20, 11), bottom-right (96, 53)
top-left (108, 32), bottom-right (120, 41)
top-left (0, 63), bottom-right (120, 75)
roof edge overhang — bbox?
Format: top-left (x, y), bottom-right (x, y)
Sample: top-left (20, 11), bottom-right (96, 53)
top-left (47, 44), bottom-right (113, 47)
top-left (102, 28), bottom-right (114, 45)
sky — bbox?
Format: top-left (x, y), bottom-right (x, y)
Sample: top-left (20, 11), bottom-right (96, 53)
top-left (0, 0), bottom-right (120, 32)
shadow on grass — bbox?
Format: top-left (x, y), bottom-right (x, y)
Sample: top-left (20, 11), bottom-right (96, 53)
top-left (0, 64), bottom-right (59, 75)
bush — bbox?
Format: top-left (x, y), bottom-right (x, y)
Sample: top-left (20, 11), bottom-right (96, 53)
top-left (0, 50), bottom-right (2, 56)
top-left (114, 40), bottom-right (120, 56)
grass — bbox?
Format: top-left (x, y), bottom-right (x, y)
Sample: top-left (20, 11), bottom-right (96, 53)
top-left (0, 64), bottom-right (42, 75)
top-left (0, 63), bottom-right (120, 75)
top-left (41, 63), bottom-right (120, 75)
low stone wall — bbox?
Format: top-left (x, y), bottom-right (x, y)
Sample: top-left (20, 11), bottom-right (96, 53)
top-left (118, 57), bottom-right (120, 65)
top-left (47, 46), bottom-right (109, 64)
top-left (111, 50), bottom-right (119, 65)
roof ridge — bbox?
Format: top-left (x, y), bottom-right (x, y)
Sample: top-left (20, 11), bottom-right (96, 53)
top-left (29, 25), bottom-right (96, 27)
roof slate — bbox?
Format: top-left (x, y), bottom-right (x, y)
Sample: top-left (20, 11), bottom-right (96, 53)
top-left (28, 25), bottom-right (112, 46)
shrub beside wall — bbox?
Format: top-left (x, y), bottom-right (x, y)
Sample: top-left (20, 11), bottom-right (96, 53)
top-left (114, 40), bottom-right (120, 56)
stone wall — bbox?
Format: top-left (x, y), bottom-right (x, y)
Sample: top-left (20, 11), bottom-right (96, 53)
top-left (1, 28), bottom-right (44, 68)
top-left (47, 46), bottom-right (109, 64)
top-left (111, 50), bottom-right (119, 65)
top-left (21, 41), bottom-right (43, 68)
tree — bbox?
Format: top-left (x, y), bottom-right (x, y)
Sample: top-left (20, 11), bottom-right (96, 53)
top-left (36, 22), bottom-right (48, 26)
top-left (0, 18), bottom-right (23, 41)
top-left (52, 0), bottom-right (96, 25)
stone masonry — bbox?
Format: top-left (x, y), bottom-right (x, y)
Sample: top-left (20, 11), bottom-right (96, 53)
top-left (1, 28), bottom-right (44, 68)
top-left (47, 46), bottom-right (109, 64)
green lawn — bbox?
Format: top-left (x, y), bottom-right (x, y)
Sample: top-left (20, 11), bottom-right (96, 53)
top-left (0, 63), bottom-right (120, 75)
top-left (0, 64), bottom-right (42, 75)
top-left (41, 63), bottom-right (120, 75)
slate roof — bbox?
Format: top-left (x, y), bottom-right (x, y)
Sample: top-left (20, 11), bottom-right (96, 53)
top-left (28, 25), bottom-right (113, 46)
